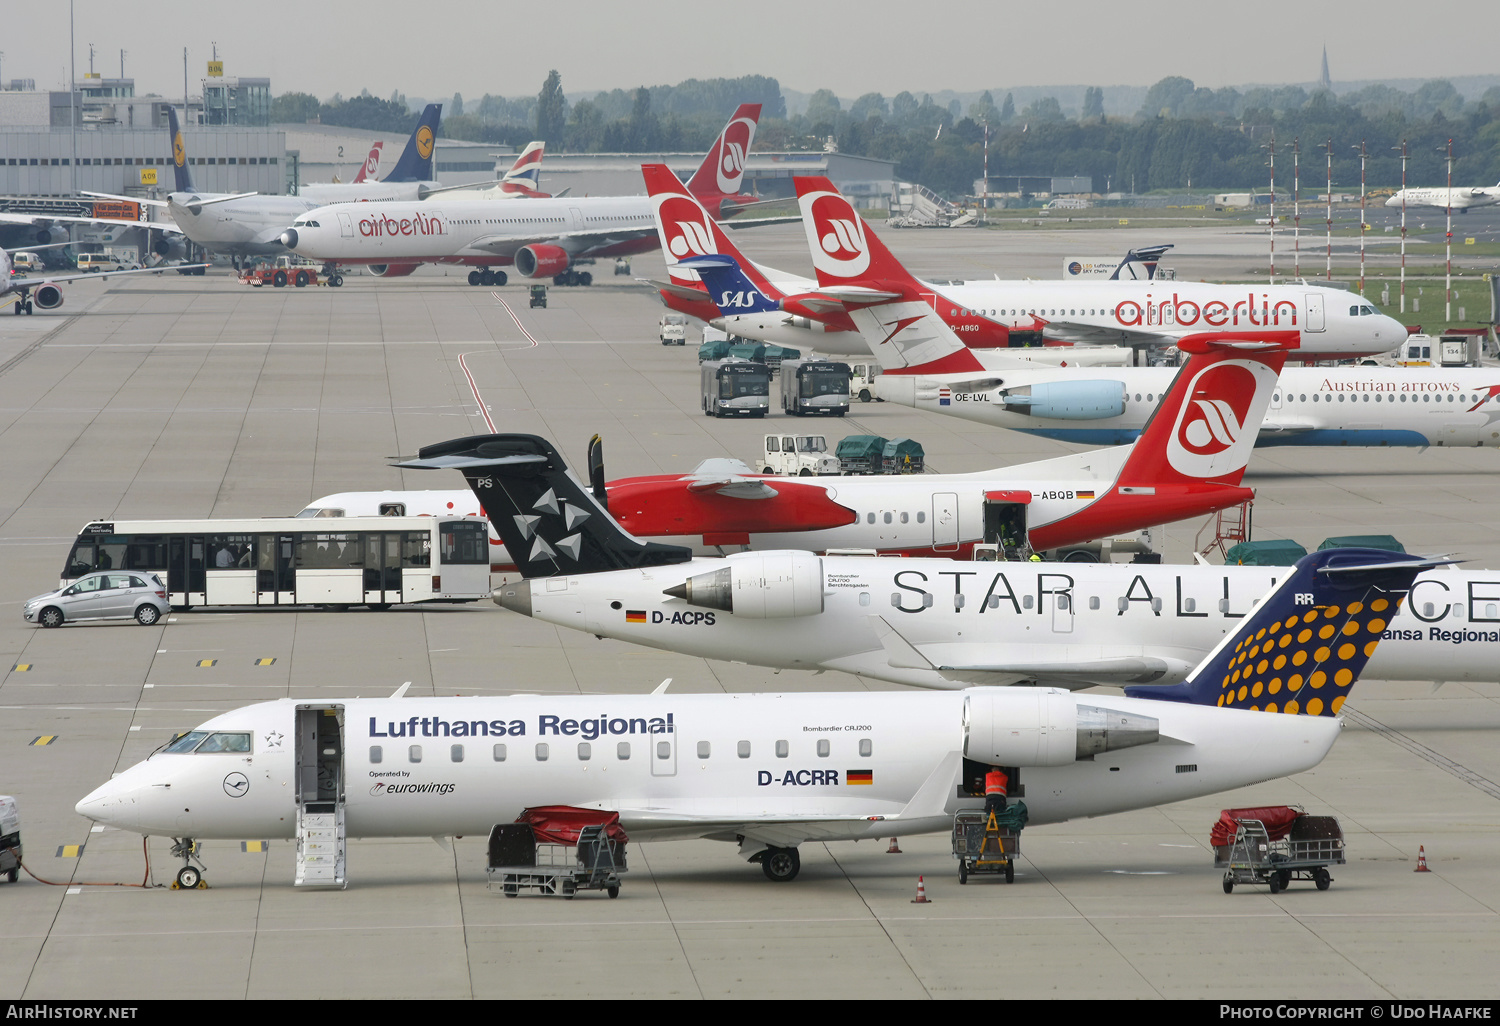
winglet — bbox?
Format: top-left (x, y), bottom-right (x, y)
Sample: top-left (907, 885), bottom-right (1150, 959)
top-left (390, 681), bottom-right (413, 699)
top-left (651, 678), bottom-right (673, 696)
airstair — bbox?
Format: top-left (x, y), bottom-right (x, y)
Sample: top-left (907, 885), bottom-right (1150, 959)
top-left (1196, 500), bottom-right (1253, 562)
top-left (294, 705), bottom-right (347, 888)
top-left (890, 184), bottom-right (976, 228)
top-left (296, 805), bottom-right (346, 888)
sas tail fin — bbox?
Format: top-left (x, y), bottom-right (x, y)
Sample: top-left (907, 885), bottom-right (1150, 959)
top-left (396, 434), bottom-right (691, 579)
top-left (1127, 549), bottom-right (1452, 715)
top-left (677, 254), bottom-right (782, 316)
top-left (684, 104), bottom-right (762, 216)
top-left (167, 107), bottom-right (195, 193)
top-left (500, 141), bottom-right (547, 196)
top-left (383, 104), bottom-right (443, 183)
top-left (352, 142), bottom-right (384, 183)
top-left (1114, 334), bottom-right (1294, 490)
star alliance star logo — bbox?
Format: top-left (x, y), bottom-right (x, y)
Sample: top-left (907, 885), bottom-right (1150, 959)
top-left (262, 731), bottom-right (284, 749)
top-left (509, 486), bottom-right (588, 565)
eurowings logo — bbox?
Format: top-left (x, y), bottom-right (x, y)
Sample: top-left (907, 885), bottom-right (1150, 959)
top-left (801, 191), bottom-right (870, 278)
top-left (173, 132), bottom-right (186, 168)
top-left (656, 195), bottom-right (716, 263)
top-left (1164, 360), bottom-right (1270, 478)
top-left (416, 126), bottom-right (435, 161)
top-left (715, 116), bottom-right (756, 195)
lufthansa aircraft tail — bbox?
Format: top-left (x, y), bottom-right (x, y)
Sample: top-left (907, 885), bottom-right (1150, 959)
top-left (166, 106), bottom-right (195, 193)
top-left (396, 434), bottom-right (692, 578)
top-left (382, 104), bottom-right (443, 183)
top-left (1128, 549), bottom-right (1450, 715)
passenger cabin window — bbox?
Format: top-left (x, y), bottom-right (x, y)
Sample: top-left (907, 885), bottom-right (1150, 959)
top-left (656, 741), bottom-right (671, 760)
top-left (451, 745), bottom-right (464, 763)
top-left (617, 742), bottom-right (630, 760)
top-left (493, 744), bottom-right (507, 762)
top-left (370, 746), bottom-right (383, 764)
top-left (535, 743), bottom-right (549, 761)
top-left (408, 745), bottom-right (422, 763)
top-left (776, 740), bottom-right (789, 758)
top-left (859, 738), bottom-right (872, 757)
top-left (737, 741), bottom-right (751, 759)
top-left (697, 741), bottom-right (711, 759)
top-left (577, 743), bottom-right (591, 761)
top-left (816, 739), bottom-right (830, 758)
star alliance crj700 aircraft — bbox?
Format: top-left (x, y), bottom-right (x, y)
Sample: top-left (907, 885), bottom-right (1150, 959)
top-left (76, 547), bottom-right (1436, 887)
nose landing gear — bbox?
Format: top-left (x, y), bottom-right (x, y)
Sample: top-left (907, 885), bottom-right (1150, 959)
top-left (170, 837), bottom-right (207, 890)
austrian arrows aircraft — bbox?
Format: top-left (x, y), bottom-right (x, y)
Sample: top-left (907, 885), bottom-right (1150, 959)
top-left (75, 547), bottom-right (1436, 886)
top-left (307, 332), bottom-right (1288, 563)
top-left (280, 105), bottom-right (767, 284)
top-left (791, 176), bottom-right (1406, 364)
top-left (399, 430), bottom-right (1497, 691)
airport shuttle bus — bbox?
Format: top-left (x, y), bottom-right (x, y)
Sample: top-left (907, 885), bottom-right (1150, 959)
top-left (780, 359), bottom-right (851, 416)
top-left (701, 360), bottom-right (771, 418)
top-left (61, 516), bottom-right (492, 609)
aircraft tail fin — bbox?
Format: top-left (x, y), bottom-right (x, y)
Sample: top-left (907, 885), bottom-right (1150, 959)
top-left (643, 162), bottom-right (781, 297)
top-left (167, 107), bottom-right (195, 193)
top-left (1111, 244), bottom-right (1174, 280)
top-left (352, 142), bottom-right (383, 184)
top-left (383, 104), bottom-right (442, 183)
top-left (792, 176), bottom-right (984, 375)
top-left (1127, 549), bottom-right (1451, 714)
top-left (500, 141), bottom-right (547, 195)
top-left (1114, 334), bottom-right (1295, 490)
top-left (684, 104), bottom-right (762, 215)
top-left (677, 255), bottom-right (782, 316)
top-left (395, 433), bottom-right (692, 579)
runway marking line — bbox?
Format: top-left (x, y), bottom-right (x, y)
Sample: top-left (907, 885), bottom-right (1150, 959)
top-left (56, 845), bottom-right (83, 858)
top-left (255, 658), bottom-right (276, 666)
top-left (197, 659), bottom-right (216, 668)
top-left (29, 735), bottom-right (56, 745)
top-left (13, 663), bottom-right (31, 672)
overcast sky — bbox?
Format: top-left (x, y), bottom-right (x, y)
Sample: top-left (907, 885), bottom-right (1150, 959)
top-left (8, 0), bottom-right (1497, 103)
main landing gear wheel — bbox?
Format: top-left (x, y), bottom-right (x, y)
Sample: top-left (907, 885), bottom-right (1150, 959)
top-left (176, 865), bottom-right (201, 889)
top-left (480, 269), bottom-right (496, 286)
top-left (329, 274), bottom-right (344, 288)
top-left (761, 846), bottom-right (800, 882)
top-left (468, 270), bottom-right (482, 286)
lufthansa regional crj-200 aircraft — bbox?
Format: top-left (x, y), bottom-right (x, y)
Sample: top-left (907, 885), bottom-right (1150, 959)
top-left (299, 332), bottom-right (1291, 563)
top-left (1386, 180), bottom-right (1500, 213)
top-left (395, 430), bottom-right (1500, 692)
top-left (2, 244), bottom-right (205, 314)
top-left (75, 545), bottom-right (1439, 887)
top-left (278, 105), bottom-right (769, 286)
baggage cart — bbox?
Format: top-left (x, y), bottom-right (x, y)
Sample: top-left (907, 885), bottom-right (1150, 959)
top-left (1213, 806), bottom-right (1345, 893)
top-left (486, 822), bottom-right (625, 899)
top-left (952, 803), bottom-right (1028, 884)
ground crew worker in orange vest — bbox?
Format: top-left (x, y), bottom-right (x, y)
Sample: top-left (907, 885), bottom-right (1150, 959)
top-left (985, 766), bottom-right (1009, 815)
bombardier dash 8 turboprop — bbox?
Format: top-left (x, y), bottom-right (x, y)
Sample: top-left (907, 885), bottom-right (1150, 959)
top-left (75, 547), bottom-right (1436, 887)
top-left (305, 333), bottom-right (1289, 564)
top-left (280, 105), bottom-right (768, 285)
top-left (787, 176), bottom-right (1406, 365)
top-left (398, 430), bottom-right (1498, 691)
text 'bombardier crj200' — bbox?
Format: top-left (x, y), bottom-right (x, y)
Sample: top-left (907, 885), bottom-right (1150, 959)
top-left (74, 512), bottom-right (1444, 887)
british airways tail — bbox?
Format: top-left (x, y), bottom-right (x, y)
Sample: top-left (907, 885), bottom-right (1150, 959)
top-left (684, 104), bottom-right (762, 216)
top-left (500, 142), bottom-right (547, 196)
top-left (677, 255), bottom-right (782, 316)
top-left (1128, 549), bottom-right (1450, 715)
top-left (396, 433), bottom-right (692, 579)
top-left (167, 107), bottom-right (195, 193)
top-left (382, 104), bottom-right (443, 183)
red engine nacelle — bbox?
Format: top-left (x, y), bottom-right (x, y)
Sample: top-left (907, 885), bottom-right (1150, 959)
top-left (33, 284), bottom-right (64, 310)
top-left (368, 263), bottom-right (419, 278)
top-left (514, 244), bottom-right (570, 279)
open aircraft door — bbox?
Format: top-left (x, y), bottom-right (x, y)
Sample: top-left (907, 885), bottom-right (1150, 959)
top-left (294, 705), bottom-right (346, 888)
top-left (982, 490), bottom-right (1030, 558)
top-left (1305, 293), bottom-right (1326, 332)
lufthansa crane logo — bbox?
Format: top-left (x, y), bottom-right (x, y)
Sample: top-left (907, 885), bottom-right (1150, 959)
top-left (223, 772), bottom-right (249, 798)
top-left (173, 132), bottom-right (186, 168)
top-left (416, 126), bottom-right (434, 161)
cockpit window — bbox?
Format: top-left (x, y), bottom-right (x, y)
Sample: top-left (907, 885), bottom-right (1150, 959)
top-left (165, 731), bottom-right (208, 753)
top-left (196, 732), bottom-right (252, 753)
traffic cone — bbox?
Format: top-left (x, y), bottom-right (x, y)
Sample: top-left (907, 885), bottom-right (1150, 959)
top-left (1414, 845), bottom-right (1431, 872)
top-left (886, 837), bottom-right (903, 854)
top-left (910, 875), bottom-right (932, 904)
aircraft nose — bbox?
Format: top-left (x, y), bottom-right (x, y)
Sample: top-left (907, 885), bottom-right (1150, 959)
top-left (280, 228), bottom-right (299, 250)
top-left (75, 778), bottom-right (130, 825)
top-left (1384, 195), bottom-right (1401, 208)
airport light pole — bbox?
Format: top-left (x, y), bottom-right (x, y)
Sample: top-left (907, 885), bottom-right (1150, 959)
top-left (1441, 139), bottom-right (1453, 323)
top-left (1292, 137), bottom-right (1301, 280)
top-left (1352, 140), bottom-right (1367, 296)
top-left (1321, 139), bottom-right (1333, 282)
top-left (69, 0), bottom-right (77, 196)
top-left (1263, 134), bottom-right (1275, 283)
top-left (1394, 140), bottom-right (1408, 315)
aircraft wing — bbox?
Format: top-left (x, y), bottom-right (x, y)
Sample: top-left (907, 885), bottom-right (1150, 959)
top-left (682, 457), bottom-right (779, 499)
top-left (81, 190), bottom-right (170, 209)
top-left (720, 215), bottom-right (803, 230)
top-left (639, 277), bottom-right (712, 303)
top-left (0, 211), bottom-right (178, 233)
top-left (6, 263), bottom-right (208, 289)
top-left (1258, 419), bottom-right (1316, 436)
top-left (869, 616), bottom-right (1192, 688)
top-left (467, 225), bottom-right (658, 257)
top-left (1037, 317), bottom-right (1166, 346)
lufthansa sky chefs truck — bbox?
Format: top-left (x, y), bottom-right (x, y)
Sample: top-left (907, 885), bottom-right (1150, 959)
top-left (701, 359), bottom-right (771, 418)
top-left (780, 359), bottom-right (851, 416)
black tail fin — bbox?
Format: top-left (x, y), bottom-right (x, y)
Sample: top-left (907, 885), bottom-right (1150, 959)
top-left (167, 106), bottom-right (195, 193)
top-left (396, 434), bottom-right (690, 578)
top-left (1127, 548), bottom-right (1452, 716)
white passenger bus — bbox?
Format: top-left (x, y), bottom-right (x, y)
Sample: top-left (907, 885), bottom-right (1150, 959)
top-left (61, 516), bottom-right (493, 609)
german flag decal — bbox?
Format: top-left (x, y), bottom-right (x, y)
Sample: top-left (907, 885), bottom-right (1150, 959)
top-left (625, 610), bottom-right (647, 624)
top-left (1077, 490), bottom-right (1095, 499)
top-left (847, 770), bottom-right (873, 785)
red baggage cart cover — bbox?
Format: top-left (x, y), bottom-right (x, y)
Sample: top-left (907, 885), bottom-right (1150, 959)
top-left (517, 806), bottom-right (629, 846)
top-left (1211, 806), bottom-right (1298, 847)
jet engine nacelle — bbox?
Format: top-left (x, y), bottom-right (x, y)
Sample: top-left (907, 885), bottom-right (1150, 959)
top-left (152, 235), bottom-right (187, 260)
top-left (368, 263), bottom-right (419, 278)
top-left (963, 689), bottom-right (1158, 767)
top-left (1001, 379), bottom-right (1126, 420)
top-left (35, 225), bottom-right (68, 246)
top-left (33, 284), bottom-right (64, 310)
top-left (663, 551), bottom-right (824, 619)
top-left (514, 244), bottom-right (571, 279)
